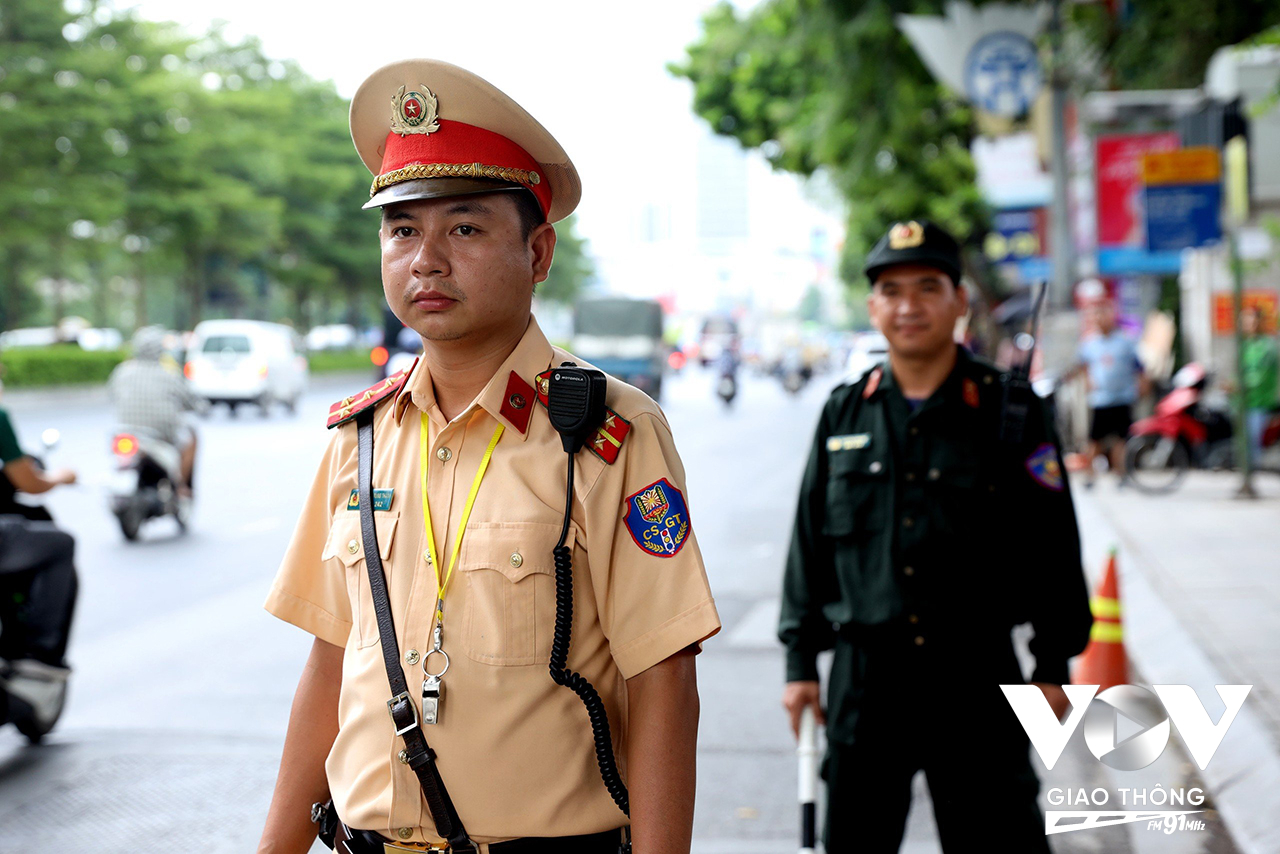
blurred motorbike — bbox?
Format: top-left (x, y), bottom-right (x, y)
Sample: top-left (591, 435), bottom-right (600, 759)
top-left (107, 429), bottom-right (191, 540)
top-left (0, 657), bottom-right (70, 743)
top-left (1124, 363), bottom-right (1234, 495)
top-left (0, 430), bottom-right (72, 743)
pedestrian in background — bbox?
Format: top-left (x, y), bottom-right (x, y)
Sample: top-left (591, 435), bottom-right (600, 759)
top-left (1240, 305), bottom-right (1279, 464)
top-left (778, 220), bottom-right (1092, 853)
top-left (1073, 296), bottom-right (1148, 486)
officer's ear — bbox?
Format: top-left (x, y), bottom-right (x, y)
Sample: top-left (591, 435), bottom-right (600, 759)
top-left (530, 222), bottom-right (557, 286)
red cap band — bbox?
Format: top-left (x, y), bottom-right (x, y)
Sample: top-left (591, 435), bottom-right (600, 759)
top-left (378, 120), bottom-right (551, 217)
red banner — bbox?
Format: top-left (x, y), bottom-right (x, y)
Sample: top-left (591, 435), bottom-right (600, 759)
top-left (1096, 132), bottom-right (1180, 248)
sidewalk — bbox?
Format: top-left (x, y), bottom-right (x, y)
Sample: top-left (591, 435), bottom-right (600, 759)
top-left (1072, 471), bottom-right (1280, 854)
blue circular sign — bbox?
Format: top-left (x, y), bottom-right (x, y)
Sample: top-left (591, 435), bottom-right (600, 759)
top-left (964, 31), bottom-right (1042, 118)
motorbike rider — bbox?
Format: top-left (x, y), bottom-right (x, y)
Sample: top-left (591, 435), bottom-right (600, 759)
top-left (0, 362), bottom-right (79, 678)
top-left (108, 326), bottom-right (202, 497)
top-left (0, 372), bottom-right (77, 522)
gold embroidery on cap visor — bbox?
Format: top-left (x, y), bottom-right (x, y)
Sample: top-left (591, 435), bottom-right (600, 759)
top-left (888, 221), bottom-right (925, 249)
top-left (390, 85), bottom-right (441, 136)
top-left (370, 162), bottom-right (542, 198)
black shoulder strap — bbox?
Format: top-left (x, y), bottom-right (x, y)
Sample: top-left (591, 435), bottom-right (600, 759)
top-left (357, 410), bottom-right (474, 852)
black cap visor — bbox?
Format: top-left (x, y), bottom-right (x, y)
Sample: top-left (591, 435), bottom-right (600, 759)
top-left (363, 176), bottom-right (531, 211)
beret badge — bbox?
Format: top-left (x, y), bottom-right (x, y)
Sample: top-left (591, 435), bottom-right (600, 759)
top-left (888, 221), bottom-right (925, 250)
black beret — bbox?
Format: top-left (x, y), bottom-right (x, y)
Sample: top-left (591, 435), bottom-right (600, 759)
top-left (864, 220), bottom-right (962, 286)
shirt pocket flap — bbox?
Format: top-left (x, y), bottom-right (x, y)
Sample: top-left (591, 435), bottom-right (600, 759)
top-left (459, 521), bottom-right (576, 583)
top-left (824, 448), bottom-right (888, 537)
top-left (321, 511), bottom-right (399, 566)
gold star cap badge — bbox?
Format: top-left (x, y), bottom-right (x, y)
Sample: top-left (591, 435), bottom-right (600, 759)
top-left (888, 221), bottom-right (925, 250)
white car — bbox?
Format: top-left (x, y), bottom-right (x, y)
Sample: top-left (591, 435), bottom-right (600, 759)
top-left (185, 320), bottom-right (309, 415)
top-left (845, 331), bottom-right (889, 382)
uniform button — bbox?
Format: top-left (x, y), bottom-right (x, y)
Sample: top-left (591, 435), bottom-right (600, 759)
top-left (869, 461), bottom-right (883, 474)
top-left (397, 827), bottom-right (414, 840)
top-left (903, 566), bottom-right (915, 576)
top-left (915, 636), bottom-right (925, 646)
top-left (905, 472), bottom-right (916, 482)
top-left (436, 447), bottom-right (452, 462)
top-left (983, 375), bottom-right (994, 385)
top-left (908, 614), bottom-right (919, 624)
top-left (398, 749), bottom-right (410, 765)
top-left (423, 550), bottom-right (433, 565)
top-left (405, 649), bottom-right (420, 665)
top-left (509, 552), bottom-right (523, 568)
top-left (347, 538), bottom-right (359, 555)
top-left (508, 392), bottom-right (527, 410)
top-left (928, 468), bottom-right (940, 481)
top-left (902, 517), bottom-right (914, 528)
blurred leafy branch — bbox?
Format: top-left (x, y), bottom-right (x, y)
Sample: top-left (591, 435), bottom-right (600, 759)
top-left (672, 0), bottom-right (1280, 296)
top-left (0, 1), bottom-right (592, 335)
top-left (670, 0), bottom-right (992, 293)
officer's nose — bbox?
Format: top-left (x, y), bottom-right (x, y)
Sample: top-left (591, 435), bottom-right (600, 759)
top-left (410, 235), bottom-right (450, 279)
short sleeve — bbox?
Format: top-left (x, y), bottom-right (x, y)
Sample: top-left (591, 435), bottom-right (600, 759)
top-left (264, 430), bottom-right (353, 647)
top-left (0, 411), bottom-right (22, 464)
top-left (582, 412), bottom-right (720, 680)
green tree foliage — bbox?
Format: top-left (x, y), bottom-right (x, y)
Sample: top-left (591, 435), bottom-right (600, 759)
top-left (1070, 0), bottom-right (1280, 90)
top-left (0, 3), bottom-right (468, 333)
top-left (672, 0), bottom-right (990, 289)
top-left (538, 214), bottom-right (594, 305)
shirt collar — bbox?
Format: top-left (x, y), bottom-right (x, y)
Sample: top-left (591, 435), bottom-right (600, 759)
top-left (875, 345), bottom-right (972, 413)
top-left (392, 316), bottom-right (554, 441)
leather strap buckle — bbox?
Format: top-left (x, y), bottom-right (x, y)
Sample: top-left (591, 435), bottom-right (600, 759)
top-left (388, 690), bottom-right (419, 736)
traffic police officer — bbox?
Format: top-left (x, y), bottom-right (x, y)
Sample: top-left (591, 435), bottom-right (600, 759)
top-left (259, 60), bottom-right (720, 854)
top-left (778, 221), bottom-right (1092, 852)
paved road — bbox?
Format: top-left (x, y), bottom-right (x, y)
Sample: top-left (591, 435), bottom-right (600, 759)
top-left (0, 367), bottom-right (1241, 852)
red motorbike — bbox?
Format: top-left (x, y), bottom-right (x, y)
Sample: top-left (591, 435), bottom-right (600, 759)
top-left (1124, 363), bottom-right (1235, 494)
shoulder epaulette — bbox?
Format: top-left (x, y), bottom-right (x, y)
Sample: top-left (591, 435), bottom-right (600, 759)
top-left (326, 361), bottom-right (416, 429)
top-left (862, 365), bottom-right (883, 399)
top-left (534, 369), bottom-right (631, 464)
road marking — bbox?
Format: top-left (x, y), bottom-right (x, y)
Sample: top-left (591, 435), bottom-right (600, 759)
top-left (727, 598), bottom-right (781, 649)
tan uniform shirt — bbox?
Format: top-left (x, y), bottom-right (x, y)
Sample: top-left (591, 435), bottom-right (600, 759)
top-left (265, 317), bottom-right (720, 844)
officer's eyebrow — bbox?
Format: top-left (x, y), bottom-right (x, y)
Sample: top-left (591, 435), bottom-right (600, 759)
top-left (444, 200), bottom-right (493, 216)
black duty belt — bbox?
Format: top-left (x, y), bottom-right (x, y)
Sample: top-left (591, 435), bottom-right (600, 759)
top-left (335, 822), bottom-right (627, 854)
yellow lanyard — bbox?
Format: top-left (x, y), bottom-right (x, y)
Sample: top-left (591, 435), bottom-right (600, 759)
top-left (419, 413), bottom-right (504, 625)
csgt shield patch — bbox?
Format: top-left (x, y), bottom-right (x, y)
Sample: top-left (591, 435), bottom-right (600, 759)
top-left (624, 478), bottom-right (692, 558)
top-left (1025, 443), bottom-right (1064, 491)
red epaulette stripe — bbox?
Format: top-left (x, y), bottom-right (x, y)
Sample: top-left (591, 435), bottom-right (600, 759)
top-left (534, 369), bottom-right (630, 465)
top-left (326, 361), bottom-right (416, 429)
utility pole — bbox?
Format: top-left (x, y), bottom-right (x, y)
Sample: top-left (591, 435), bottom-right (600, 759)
top-left (1048, 0), bottom-right (1073, 307)
top-left (1225, 135), bottom-right (1256, 499)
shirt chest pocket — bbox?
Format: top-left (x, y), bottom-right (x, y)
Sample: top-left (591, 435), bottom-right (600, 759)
top-left (459, 521), bottom-right (575, 667)
top-left (822, 448), bottom-right (889, 539)
top-left (321, 510), bottom-right (400, 649)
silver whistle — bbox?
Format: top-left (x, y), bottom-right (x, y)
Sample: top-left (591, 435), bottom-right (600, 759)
top-left (421, 673), bottom-right (442, 725)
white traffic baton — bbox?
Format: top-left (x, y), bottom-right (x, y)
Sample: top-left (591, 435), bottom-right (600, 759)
top-left (797, 705), bottom-right (821, 853)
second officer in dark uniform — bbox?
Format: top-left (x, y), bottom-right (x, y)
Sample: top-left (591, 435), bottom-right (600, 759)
top-left (778, 221), bottom-right (1092, 852)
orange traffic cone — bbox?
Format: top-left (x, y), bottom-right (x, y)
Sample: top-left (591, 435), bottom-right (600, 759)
top-left (1072, 548), bottom-right (1128, 690)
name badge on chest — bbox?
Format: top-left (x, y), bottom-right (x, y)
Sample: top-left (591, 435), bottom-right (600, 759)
top-left (347, 488), bottom-right (394, 512)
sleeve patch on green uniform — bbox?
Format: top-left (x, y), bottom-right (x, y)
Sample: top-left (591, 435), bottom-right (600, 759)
top-left (1025, 443), bottom-right (1063, 491)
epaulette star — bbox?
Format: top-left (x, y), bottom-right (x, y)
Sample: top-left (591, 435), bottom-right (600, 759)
top-left (326, 361), bottom-right (416, 429)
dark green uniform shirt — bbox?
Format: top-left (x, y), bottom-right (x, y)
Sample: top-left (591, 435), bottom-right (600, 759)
top-left (779, 347), bottom-right (1092, 687)
top-left (0, 409), bottom-right (23, 464)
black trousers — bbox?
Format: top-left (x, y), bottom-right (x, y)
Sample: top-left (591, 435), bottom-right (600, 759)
top-left (822, 636), bottom-right (1049, 854)
top-left (0, 516), bottom-right (78, 667)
